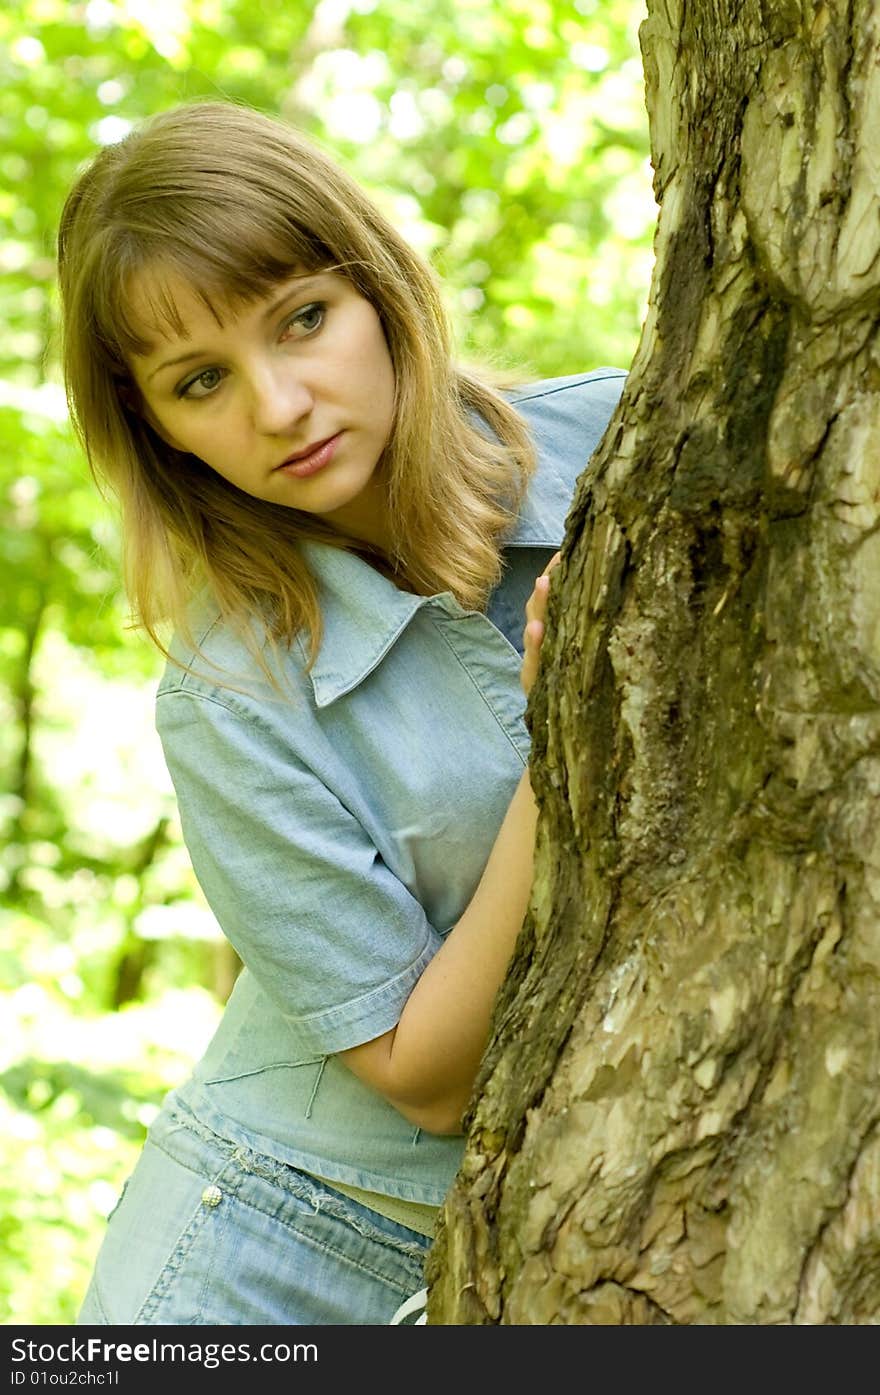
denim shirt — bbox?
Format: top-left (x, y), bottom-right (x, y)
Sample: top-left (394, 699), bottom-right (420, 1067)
top-left (154, 369), bottom-right (625, 1206)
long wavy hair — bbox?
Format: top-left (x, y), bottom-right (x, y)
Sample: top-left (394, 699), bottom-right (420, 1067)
top-left (57, 100), bottom-right (536, 677)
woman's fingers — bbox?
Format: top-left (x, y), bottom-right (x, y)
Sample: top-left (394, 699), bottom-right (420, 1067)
top-left (521, 552), bottom-right (562, 696)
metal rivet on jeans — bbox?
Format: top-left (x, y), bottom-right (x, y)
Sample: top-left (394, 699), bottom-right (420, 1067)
top-left (201, 1184), bottom-right (222, 1206)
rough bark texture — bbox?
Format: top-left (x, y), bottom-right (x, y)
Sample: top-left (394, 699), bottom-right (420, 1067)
top-left (428, 0), bottom-right (880, 1324)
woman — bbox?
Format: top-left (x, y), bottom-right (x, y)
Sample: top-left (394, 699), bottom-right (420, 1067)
top-left (58, 100), bottom-right (625, 1325)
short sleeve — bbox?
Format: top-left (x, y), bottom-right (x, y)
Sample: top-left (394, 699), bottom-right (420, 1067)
top-left (156, 688), bottom-right (445, 1059)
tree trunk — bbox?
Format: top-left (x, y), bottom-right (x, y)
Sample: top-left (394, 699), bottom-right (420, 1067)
top-left (5, 583), bottom-right (47, 901)
top-left (428, 0), bottom-right (880, 1325)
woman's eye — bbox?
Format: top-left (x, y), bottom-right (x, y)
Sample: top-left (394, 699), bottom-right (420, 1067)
top-left (177, 366), bottom-right (224, 400)
top-left (285, 302), bottom-right (326, 338)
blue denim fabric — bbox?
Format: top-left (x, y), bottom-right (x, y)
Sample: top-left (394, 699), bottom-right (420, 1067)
top-left (77, 1103), bottom-right (431, 1325)
top-left (147, 370), bottom-right (625, 1207)
top-left (78, 370), bottom-right (625, 1324)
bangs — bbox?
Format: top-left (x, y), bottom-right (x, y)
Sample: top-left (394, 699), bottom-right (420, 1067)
top-left (95, 212), bottom-right (334, 365)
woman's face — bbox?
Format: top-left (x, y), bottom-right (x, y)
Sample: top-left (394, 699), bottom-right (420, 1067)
top-left (127, 268), bottom-right (397, 550)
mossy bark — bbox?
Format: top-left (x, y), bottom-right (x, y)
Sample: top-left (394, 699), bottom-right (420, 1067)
top-left (428, 0), bottom-right (880, 1325)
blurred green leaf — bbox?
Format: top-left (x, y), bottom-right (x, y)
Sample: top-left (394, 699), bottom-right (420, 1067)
top-left (0, 0), bottom-right (653, 1325)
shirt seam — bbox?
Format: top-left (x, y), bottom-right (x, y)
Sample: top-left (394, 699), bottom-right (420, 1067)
top-left (508, 369), bottom-right (627, 405)
top-left (429, 616), bottom-right (529, 767)
top-left (156, 684), bottom-right (282, 739)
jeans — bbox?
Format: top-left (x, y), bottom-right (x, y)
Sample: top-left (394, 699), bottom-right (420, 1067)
top-left (76, 1105), bottom-right (432, 1325)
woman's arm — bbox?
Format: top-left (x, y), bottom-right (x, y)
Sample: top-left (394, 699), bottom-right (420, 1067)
top-left (339, 553), bottom-right (560, 1134)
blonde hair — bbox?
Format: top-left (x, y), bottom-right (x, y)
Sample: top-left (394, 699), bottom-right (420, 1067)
top-left (57, 100), bottom-right (536, 676)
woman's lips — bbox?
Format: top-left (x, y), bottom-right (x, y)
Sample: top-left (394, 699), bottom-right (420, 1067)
top-left (277, 433), bottom-right (342, 478)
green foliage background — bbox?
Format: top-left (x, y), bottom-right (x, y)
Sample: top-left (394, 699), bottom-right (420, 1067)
top-left (0, 0), bottom-right (654, 1324)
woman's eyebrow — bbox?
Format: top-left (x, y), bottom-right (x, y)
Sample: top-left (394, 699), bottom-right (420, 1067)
top-left (147, 347), bottom-right (209, 381)
top-left (146, 274), bottom-right (327, 382)
top-left (259, 274), bottom-right (325, 323)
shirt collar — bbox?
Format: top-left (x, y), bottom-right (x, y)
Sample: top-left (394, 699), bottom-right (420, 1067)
top-left (505, 450), bottom-right (575, 549)
top-left (301, 444), bottom-right (568, 707)
top-left (299, 543), bottom-right (433, 707)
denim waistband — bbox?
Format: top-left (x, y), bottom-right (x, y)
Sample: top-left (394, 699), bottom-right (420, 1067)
top-left (148, 1096), bottom-right (431, 1264)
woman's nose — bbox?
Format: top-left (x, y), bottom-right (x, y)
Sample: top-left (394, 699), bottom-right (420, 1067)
top-left (249, 361), bottom-right (314, 434)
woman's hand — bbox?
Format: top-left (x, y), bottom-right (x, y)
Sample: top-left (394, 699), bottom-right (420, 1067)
top-left (521, 551), bottom-right (561, 696)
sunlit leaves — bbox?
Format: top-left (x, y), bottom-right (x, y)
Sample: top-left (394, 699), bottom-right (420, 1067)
top-left (0, 0), bottom-right (655, 1325)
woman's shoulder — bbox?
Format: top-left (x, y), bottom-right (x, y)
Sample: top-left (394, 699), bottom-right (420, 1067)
top-left (507, 368), bottom-right (626, 502)
top-left (156, 592), bottom-right (310, 716)
top-left (507, 369), bottom-right (627, 439)
top-left (507, 367), bottom-right (627, 406)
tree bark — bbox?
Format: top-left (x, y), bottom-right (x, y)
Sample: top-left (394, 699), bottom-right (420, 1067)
top-left (428, 0), bottom-right (880, 1325)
